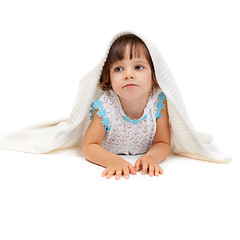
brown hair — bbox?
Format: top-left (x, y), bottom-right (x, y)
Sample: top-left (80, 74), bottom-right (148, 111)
top-left (98, 34), bottom-right (159, 91)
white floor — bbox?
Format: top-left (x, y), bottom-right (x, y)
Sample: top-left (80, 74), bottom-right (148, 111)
top-left (0, 140), bottom-right (239, 240)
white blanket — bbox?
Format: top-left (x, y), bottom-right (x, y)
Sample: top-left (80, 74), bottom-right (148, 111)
top-left (0, 31), bottom-right (231, 163)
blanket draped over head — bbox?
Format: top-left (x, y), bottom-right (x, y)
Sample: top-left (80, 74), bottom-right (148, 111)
top-left (0, 31), bottom-right (231, 163)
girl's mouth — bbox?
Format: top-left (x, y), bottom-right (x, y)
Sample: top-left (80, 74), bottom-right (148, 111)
top-left (123, 84), bottom-right (138, 88)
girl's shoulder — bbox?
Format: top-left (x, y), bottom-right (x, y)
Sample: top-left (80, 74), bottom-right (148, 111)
top-left (156, 88), bottom-right (166, 102)
top-left (148, 87), bottom-right (166, 107)
top-left (89, 90), bottom-right (117, 132)
top-left (153, 88), bottom-right (167, 119)
top-left (90, 90), bottom-right (114, 107)
top-left (92, 90), bottom-right (116, 104)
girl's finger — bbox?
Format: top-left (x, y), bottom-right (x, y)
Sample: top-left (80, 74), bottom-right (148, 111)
top-left (128, 164), bottom-right (137, 175)
top-left (141, 162), bottom-right (148, 175)
top-left (149, 163), bottom-right (154, 177)
top-left (123, 168), bottom-right (130, 179)
top-left (115, 169), bottom-right (122, 180)
top-left (101, 168), bottom-right (109, 177)
top-left (106, 170), bottom-right (115, 179)
top-left (159, 166), bottom-right (164, 174)
top-left (134, 159), bottom-right (141, 171)
top-left (154, 164), bottom-right (160, 176)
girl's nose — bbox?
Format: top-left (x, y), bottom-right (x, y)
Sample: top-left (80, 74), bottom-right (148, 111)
top-left (124, 69), bottom-right (135, 80)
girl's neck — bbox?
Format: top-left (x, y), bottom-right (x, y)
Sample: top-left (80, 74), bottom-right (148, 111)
top-left (118, 93), bottom-right (150, 120)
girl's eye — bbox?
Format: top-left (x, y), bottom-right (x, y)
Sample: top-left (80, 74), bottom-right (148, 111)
top-left (135, 65), bottom-right (144, 70)
top-left (114, 67), bottom-right (123, 72)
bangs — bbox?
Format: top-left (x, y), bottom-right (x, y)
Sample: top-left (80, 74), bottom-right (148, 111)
top-left (106, 37), bottom-right (150, 68)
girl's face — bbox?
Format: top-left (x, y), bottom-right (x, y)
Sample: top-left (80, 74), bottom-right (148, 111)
top-left (109, 44), bottom-right (154, 102)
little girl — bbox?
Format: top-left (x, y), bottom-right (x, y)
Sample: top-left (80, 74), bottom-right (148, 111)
top-left (82, 34), bottom-right (171, 180)
top-left (0, 31), bottom-right (230, 170)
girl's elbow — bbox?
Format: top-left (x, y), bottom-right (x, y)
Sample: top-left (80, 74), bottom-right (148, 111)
top-left (81, 142), bottom-right (89, 157)
top-left (166, 144), bottom-right (171, 156)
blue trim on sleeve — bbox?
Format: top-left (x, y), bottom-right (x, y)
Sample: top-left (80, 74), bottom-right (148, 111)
top-left (155, 92), bottom-right (166, 119)
top-left (90, 100), bottom-right (111, 132)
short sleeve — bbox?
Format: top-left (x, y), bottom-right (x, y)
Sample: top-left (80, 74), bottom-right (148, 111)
top-left (89, 99), bottom-right (111, 132)
top-left (155, 92), bottom-right (167, 119)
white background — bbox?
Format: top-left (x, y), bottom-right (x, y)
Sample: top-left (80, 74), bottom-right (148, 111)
top-left (0, 0), bottom-right (239, 239)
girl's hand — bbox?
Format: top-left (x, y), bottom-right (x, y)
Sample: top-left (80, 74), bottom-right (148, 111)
top-left (134, 154), bottom-right (163, 176)
top-left (101, 158), bottom-right (136, 180)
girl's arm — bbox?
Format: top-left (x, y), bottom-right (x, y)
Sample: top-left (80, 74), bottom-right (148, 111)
top-left (146, 99), bottom-right (171, 162)
top-left (82, 110), bottom-right (136, 179)
top-left (134, 100), bottom-right (171, 175)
